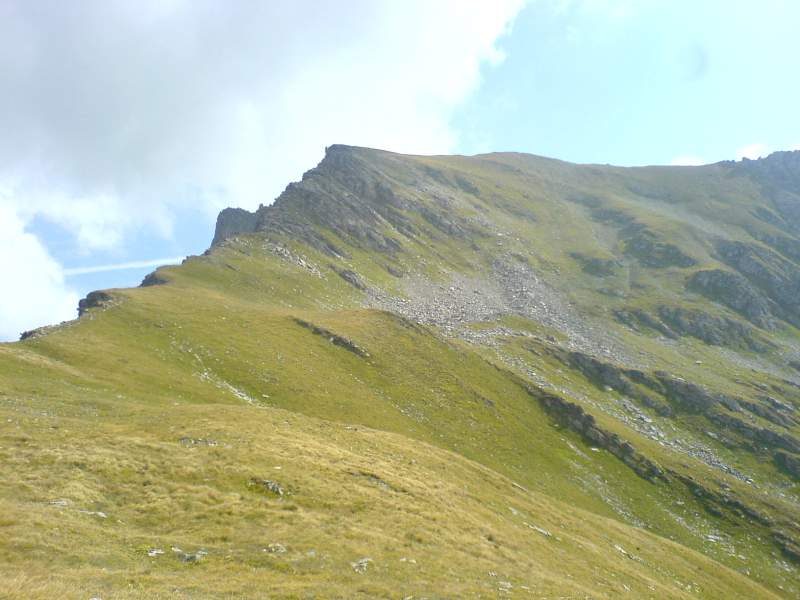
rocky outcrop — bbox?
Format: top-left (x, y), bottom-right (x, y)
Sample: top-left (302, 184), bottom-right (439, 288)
top-left (566, 351), bottom-right (634, 394)
top-left (715, 239), bottom-right (800, 327)
top-left (749, 229), bottom-right (800, 264)
top-left (708, 410), bottom-right (800, 454)
top-left (205, 146), bottom-right (499, 259)
top-left (293, 318), bottom-right (369, 358)
top-left (686, 269), bottom-right (775, 329)
top-left (78, 291), bottom-right (113, 317)
top-left (614, 308), bottom-right (677, 339)
top-left (736, 150), bottom-right (800, 189)
top-left (330, 265), bottom-right (366, 291)
top-left (212, 207), bottom-right (259, 246)
top-left (569, 252), bottom-right (619, 276)
top-left (140, 271), bottom-right (168, 287)
top-left (670, 468), bottom-right (800, 564)
top-left (668, 471), bottom-right (772, 525)
top-left (651, 374), bottom-right (724, 412)
top-left (774, 450), bottom-right (800, 480)
top-left (525, 384), bottom-right (668, 483)
top-left (19, 324), bottom-right (62, 341)
top-left (577, 199), bottom-right (635, 227)
top-left (735, 151), bottom-right (800, 233)
top-left (653, 373), bottom-right (800, 466)
top-left (673, 467), bottom-right (800, 563)
top-left (623, 226), bottom-right (696, 269)
top-left (248, 477), bottom-right (286, 496)
top-left (656, 306), bottom-right (770, 352)
top-left (219, 148), bottom-right (404, 253)
top-left (556, 350), bottom-right (800, 474)
top-left (573, 198), bottom-right (695, 269)
top-left (559, 351), bottom-right (672, 416)
top-left (555, 349), bottom-right (798, 429)
top-left (615, 304), bottom-right (769, 351)
top-left (773, 530), bottom-right (800, 563)
top-left (738, 397), bottom-right (797, 429)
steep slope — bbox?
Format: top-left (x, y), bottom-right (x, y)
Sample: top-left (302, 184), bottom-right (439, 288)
top-left (3, 146), bottom-right (800, 598)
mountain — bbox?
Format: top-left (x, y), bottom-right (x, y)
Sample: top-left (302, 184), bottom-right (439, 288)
top-left (3, 145), bottom-right (800, 598)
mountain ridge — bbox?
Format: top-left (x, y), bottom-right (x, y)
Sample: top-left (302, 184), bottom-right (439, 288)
top-left (210, 146), bottom-right (800, 248)
top-left (3, 145), bottom-right (800, 598)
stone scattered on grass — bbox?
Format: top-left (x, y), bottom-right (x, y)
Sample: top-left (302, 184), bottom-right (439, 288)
top-left (524, 522), bottom-right (553, 538)
top-left (351, 557), bottom-right (372, 574)
top-left (171, 547), bottom-right (207, 563)
top-left (248, 477), bottom-right (285, 496)
top-left (79, 510), bottom-right (108, 519)
top-left (614, 544), bottom-right (639, 561)
top-left (178, 436), bottom-right (218, 447)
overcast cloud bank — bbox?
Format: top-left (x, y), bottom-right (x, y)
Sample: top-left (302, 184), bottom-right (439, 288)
top-left (0, 0), bottom-right (524, 340)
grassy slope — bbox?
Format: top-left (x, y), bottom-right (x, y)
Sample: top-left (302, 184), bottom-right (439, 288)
top-left (2, 147), bottom-right (800, 597)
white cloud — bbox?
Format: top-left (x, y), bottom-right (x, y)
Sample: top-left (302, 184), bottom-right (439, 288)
top-left (0, 204), bottom-right (79, 340)
top-left (0, 1), bottom-right (524, 237)
top-left (0, 0), bottom-right (525, 336)
top-left (736, 142), bottom-right (770, 160)
top-left (670, 156), bottom-right (708, 166)
top-left (63, 257), bottom-right (184, 276)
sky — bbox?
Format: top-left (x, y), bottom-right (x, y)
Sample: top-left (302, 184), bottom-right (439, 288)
top-left (1, 0), bottom-right (799, 341)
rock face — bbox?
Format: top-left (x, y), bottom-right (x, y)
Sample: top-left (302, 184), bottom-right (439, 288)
top-left (78, 291), bottom-right (113, 317)
top-left (525, 384), bottom-right (668, 482)
top-left (615, 304), bottom-right (769, 351)
top-left (575, 196), bottom-right (696, 268)
top-left (557, 350), bottom-right (673, 416)
top-left (623, 226), bottom-right (696, 268)
top-left (715, 239), bottom-right (800, 327)
top-left (140, 271), bottom-right (168, 287)
top-left (209, 145), bottom-right (488, 257)
top-left (687, 269), bottom-right (775, 329)
top-left (614, 308), bottom-right (677, 339)
top-left (212, 207), bottom-right (260, 246)
top-left (552, 346), bottom-right (800, 482)
top-left (656, 306), bottom-right (770, 352)
top-left (651, 373), bottom-right (800, 474)
top-left (736, 150), bottom-right (800, 231)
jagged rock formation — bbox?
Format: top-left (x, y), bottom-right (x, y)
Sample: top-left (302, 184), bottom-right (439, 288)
top-left (140, 271), bottom-right (168, 287)
top-left (77, 290), bottom-right (113, 317)
top-left (212, 207), bottom-right (259, 246)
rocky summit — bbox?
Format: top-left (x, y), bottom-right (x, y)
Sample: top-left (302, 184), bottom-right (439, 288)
top-left (3, 145), bottom-right (800, 598)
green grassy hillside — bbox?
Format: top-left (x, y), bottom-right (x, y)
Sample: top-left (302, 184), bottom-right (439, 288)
top-left (3, 146), bottom-right (800, 598)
